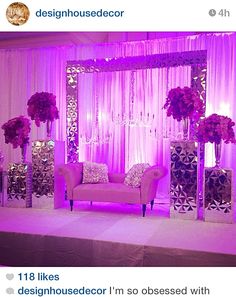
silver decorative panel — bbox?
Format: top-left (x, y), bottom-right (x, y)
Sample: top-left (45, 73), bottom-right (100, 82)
top-left (204, 168), bottom-right (233, 223)
top-left (67, 50), bottom-right (207, 73)
top-left (7, 163), bottom-right (32, 208)
top-left (66, 73), bottom-right (78, 163)
top-left (190, 64), bottom-right (207, 139)
top-left (66, 50), bottom-right (207, 163)
top-left (170, 141), bottom-right (199, 219)
top-left (32, 140), bottom-right (54, 199)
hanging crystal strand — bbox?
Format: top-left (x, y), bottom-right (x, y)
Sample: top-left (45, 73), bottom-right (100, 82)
top-left (0, 151), bottom-right (3, 164)
top-left (95, 73), bottom-right (99, 144)
top-left (129, 70), bottom-right (135, 126)
top-left (164, 67), bottom-right (170, 138)
top-left (0, 150), bottom-right (4, 169)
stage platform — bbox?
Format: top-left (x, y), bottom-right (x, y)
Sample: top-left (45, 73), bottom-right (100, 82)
top-left (0, 201), bottom-right (236, 267)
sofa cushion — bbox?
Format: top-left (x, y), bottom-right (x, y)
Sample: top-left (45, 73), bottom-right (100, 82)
top-left (73, 182), bottom-right (140, 203)
top-left (82, 161), bottom-right (109, 184)
top-left (124, 163), bottom-right (150, 188)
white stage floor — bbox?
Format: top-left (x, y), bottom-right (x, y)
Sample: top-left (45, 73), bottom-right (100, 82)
top-left (0, 202), bottom-right (236, 267)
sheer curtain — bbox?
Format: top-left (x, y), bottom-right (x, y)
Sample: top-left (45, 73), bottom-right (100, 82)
top-left (0, 33), bottom-right (235, 197)
top-left (77, 66), bottom-right (190, 173)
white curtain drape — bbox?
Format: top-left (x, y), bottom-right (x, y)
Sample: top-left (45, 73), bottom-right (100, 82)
top-left (77, 66), bottom-right (191, 173)
top-left (0, 33), bottom-right (235, 197)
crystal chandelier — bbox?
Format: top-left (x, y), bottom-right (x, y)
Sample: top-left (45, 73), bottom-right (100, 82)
top-left (112, 111), bottom-right (155, 127)
top-left (111, 70), bottom-right (154, 128)
top-left (79, 131), bottom-right (112, 145)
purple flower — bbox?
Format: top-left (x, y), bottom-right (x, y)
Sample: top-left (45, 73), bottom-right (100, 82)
top-left (2, 116), bottom-right (31, 149)
top-left (163, 86), bottom-right (204, 121)
top-left (197, 114), bottom-right (236, 144)
top-left (27, 92), bottom-right (59, 127)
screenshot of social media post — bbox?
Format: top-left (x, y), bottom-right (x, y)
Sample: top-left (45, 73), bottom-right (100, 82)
top-left (0, 0), bottom-right (235, 296)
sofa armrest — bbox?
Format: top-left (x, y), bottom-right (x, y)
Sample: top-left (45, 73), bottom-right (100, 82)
top-left (140, 165), bottom-right (167, 204)
top-left (58, 162), bottom-right (83, 199)
top-left (108, 173), bottom-right (126, 183)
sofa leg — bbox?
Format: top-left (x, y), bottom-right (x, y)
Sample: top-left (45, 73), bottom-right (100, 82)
top-left (142, 204), bottom-right (146, 217)
top-left (70, 200), bottom-right (73, 211)
top-left (151, 199), bottom-right (154, 210)
top-left (90, 201), bottom-right (93, 206)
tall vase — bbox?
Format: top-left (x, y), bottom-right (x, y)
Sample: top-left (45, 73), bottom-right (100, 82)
top-left (21, 144), bottom-right (27, 163)
top-left (214, 141), bottom-right (222, 168)
top-left (182, 118), bottom-right (189, 140)
top-left (46, 120), bottom-right (52, 139)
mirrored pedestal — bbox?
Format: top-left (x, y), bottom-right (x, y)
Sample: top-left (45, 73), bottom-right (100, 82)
top-left (204, 167), bottom-right (234, 223)
top-left (6, 163), bottom-right (32, 208)
top-left (170, 140), bottom-right (201, 220)
top-left (32, 140), bottom-right (65, 209)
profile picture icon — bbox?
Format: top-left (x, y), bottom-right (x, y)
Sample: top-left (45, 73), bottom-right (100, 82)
top-left (6, 2), bottom-right (30, 26)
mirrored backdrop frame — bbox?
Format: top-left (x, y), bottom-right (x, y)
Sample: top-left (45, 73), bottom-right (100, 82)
top-left (66, 50), bottom-right (207, 163)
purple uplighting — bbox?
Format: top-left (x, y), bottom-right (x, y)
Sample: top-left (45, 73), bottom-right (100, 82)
top-left (0, 32), bottom-right (236, 267)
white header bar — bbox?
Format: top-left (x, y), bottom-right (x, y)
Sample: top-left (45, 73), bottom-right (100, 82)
top-left (0, 0), bottom-right (235, 31)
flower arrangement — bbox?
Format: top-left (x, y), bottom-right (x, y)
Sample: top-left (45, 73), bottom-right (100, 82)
top-left (1, 116), bottom-right (31, 149)
top-left (197, 114), bottom-right (236, 144)
top-left (27, 92), bottom-right (59, 127)
top-left (163, 86), bottom-right (204, 121)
